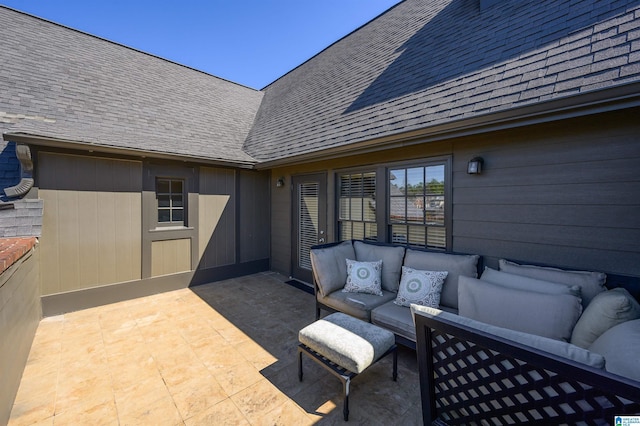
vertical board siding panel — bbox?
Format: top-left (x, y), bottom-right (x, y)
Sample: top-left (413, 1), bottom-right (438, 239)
top-left (77, 191), bottom-right (99, 288)
top-left (270, 170), bottom-right (292, 275)
top-left (37, 152), bottom-right (143, 295)
top-left (239, 170), bottom-right (269, 263)
top-left (97, 191), bottom-right (117, 285)
top-left (199, 167), bottom-right (235, 269)
top-left (151, 239), bottom-right (191, 277)
top-left (57, 190), bottom-right (80, 291)
top-left (39, 189), bottom-right (60, 295)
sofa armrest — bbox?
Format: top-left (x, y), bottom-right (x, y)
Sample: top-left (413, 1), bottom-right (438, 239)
top-left (413, 307), bottom-right (640, 425)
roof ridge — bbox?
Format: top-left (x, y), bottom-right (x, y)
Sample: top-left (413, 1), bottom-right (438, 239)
top-left (259, 0), bottom-right (406, 90)
top-left (0, 5), bottom-right (260, 93)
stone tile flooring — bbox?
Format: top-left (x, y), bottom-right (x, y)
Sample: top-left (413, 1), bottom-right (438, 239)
top-left (9, 272), bottom-right (422, 425)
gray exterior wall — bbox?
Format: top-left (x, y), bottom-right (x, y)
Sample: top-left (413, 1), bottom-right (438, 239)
top-left (30, 148), bottom-right (270, 314)
top-left (0, 245), bottom-right (40, 425)
top-left (270, 108), bottom-right (640, 279)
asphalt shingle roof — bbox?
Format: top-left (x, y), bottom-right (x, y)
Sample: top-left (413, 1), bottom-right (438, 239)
top-left (2, 1), bottom-right (639, 167)
top-left (0, 7), bottom-right (263, 165)
top-left (244, 0), bottom-right (640, 162)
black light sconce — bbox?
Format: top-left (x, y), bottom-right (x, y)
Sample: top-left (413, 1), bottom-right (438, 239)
top-left (276, 177), bottom-right (285, 188)
top-left (467, 157), bottom-right (484, 175)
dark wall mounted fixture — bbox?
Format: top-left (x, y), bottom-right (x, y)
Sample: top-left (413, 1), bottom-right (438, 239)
top-left (276, 177), bottom-right (285, 187)
top-left (467, 157), bottom-right (484, 175)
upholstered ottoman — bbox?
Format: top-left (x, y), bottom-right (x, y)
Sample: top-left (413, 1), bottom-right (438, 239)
top-left (298, 312), bottom-right (397, 421)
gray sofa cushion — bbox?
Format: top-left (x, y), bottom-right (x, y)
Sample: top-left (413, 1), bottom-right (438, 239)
top-left (480, 267), bottom-right (581, 297)
top-left (310, 241), bottom-right (355, 297)
top-left (317, 289), bottom-right (396, 321)
top-left (299, 312), bottom-right (396, 374)
top-left (571, 288), bottom-right (640, 348)
top-left (498, 259), bottom-right (606, 307)
top-left (589, 319), bottom-right (640, 381)
top-left (403, 249), bottom-right (479, 310)
top-left (458, 276), bottom-right (583, 342)
top-left (371, 301), bottom-right (416, 342)
top-left (354, 241), bottom-right (405, 292)
top-left (411, 305), bottom-right (605, 369)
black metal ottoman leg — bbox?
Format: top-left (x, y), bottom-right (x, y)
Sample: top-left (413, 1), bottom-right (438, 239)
top-left (342, 375), bottom-right (350, 421)
top-left (298, 348), bottom-right (303, 381)
top-left (393, 348), bottom-right (398, 381)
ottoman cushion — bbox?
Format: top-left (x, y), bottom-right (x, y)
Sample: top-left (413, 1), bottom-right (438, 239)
top-left (299, 312), bottom-right (395, 373)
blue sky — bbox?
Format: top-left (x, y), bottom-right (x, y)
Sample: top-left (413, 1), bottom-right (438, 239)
top-left (2, 0), bottom-right (401, 89)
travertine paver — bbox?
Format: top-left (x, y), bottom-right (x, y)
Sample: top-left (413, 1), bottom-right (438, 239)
top-left (9, 272), bottom-right (421, 425)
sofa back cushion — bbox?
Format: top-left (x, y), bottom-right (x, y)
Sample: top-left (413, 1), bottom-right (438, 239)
top-left (481, 267), bottom-right (581, 297)
top-left (411, 305), bottom-right (605, 369)
top-left (354, 241), bottom-right (405, 292)
top-left (571, 287), bottom-right (640, 348)
top-left (403, 249), bottom-right (479, 310)
top-left (498, 259), bottom-right (606, 307)
top-left (589, 319), bottom-right (640, 381)
top-left (310, 241), bottom-right (355, 297)
top-left (458, 276), bottom-right (583, 342)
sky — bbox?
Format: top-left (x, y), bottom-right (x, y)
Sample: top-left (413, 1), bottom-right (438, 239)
top-left (1, 0), bottom-right (401, 89)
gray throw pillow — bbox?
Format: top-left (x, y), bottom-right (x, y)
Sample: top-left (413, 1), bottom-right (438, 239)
top-left (571, 288), bottom-right (640, 348)
top-left (589, 319), bottom-right (640, 381)
top-left (403, 249), bottom-right (479, 310)
top-left (481, 267), bottom-right (581, 297)
top-left (354, 241), bottom-right (405, 292)
top-left (309, 241), bottom-right (355, 296)
top-left (343, 259), bottom-right (384, 296)
top-left (498, 259), bottom-right (606, 307)
top-left (458, 276), bottom-right (583, 342)
top-left (394, 267), bottom-right (448, 307)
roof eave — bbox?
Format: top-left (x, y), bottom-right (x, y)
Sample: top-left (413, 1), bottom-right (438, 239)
top-left (254, 81), bottom-right (640, 170)
top-left (3, 133), bottom-right (258, 169)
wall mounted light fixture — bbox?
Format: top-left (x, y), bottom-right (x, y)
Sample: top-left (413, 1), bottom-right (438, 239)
top-left (467, 157), bottom-right (484, 175)
top-left (276, 177), bottom-right (285, 188)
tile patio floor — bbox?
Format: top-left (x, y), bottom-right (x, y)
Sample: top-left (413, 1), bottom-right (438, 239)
top-left (9, 272), bottom-right (422, 425)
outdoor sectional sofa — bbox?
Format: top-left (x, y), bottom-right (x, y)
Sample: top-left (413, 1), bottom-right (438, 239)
top-left (310, 240), bottom-right (640, 424)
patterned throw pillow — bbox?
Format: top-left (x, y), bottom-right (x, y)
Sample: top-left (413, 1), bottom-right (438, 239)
top-left (343, 259), bottom-right (384, 296)
top-left (394, 267), bottom-right (448, 307)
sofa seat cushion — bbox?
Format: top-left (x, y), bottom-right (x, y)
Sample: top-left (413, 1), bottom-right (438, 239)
top-left (310, 241), bottom-right (355, 297)
top-left (318, 289), bottom-right (396, 321)
top-left (411, 305), bottom-right (605, 369)
top-left (498, 259), bottom-right (606, 307)
top-left (458, 276), bottom-right (583, 342)
top-left (354, 241), bottom-right (405, 292)
top-left (571, 288), bottom-right (640, 348)
top-left (589, 319), bottom-right (640, 381)
top-left (371, 301), bottom-right (416, 342)
top-left (403, 249), bottom-right (479, 310)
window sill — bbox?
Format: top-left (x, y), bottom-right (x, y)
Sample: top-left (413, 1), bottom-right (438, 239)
top-left (149, 226), bottom-right (194, 232)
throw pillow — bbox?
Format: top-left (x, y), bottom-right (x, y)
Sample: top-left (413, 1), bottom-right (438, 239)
top-left (480, 267), bottom-right (581, 297)
top-left (354, 241), bottom-right (405, 292)
top-left (570, 287), bottom-right (640, 348)
top-left (394, 267), bottom-right (448, 307)
top-left (498, 259), bottom-right (606, 307)
top-left (458, 276), bottom-right (583, 342)
top-left (403, 249), bottom-right (479, 310)
top-left (589, 319), bottom-right (640, 381)
top-left (309, 241), bottom-right (355, 297)
top-left (343, 259), bottom-right (383, 296)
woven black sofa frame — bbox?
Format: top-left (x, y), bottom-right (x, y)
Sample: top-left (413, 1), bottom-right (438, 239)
top-left (414, 309), bottom-right (640, 425)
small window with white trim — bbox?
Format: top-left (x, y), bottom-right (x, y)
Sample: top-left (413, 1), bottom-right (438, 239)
top-left (156, 178), bottom-right (184, 226)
